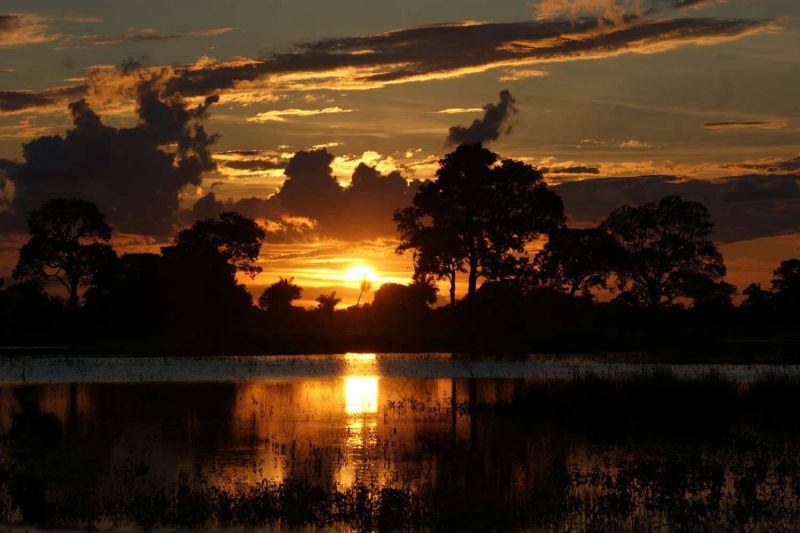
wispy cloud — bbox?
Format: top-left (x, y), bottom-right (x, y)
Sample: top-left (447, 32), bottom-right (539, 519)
top-left (702, 119), bottom-right (788, 131)
top-left (247, 107), bottom-right (355, 123)
top-left (86, 27), bottom-right (234, 46)
top-left (0, 13), bottom-right (59, 48)
top-left (435, 107), bottom-right (484, 114)
top-left (0, 15), bottom-right (773, 115)
top-left (498, 69), bottom-right (549, 81)
top-left (619, 139), bottom-right (652, 148)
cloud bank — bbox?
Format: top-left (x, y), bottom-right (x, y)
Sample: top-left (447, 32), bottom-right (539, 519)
top-left (0, 15), bottom-right (772, 116)
top-left (0, 88), bottom-right (219, 235)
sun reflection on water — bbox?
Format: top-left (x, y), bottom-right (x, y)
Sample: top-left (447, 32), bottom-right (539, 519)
top-left (340, 353), bottom-right (380, 486)
top-left (345, 376), bottom-right (378, 414)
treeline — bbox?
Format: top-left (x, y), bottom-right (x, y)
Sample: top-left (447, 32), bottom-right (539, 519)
top-left (1, 144), bottom-right (800, 355)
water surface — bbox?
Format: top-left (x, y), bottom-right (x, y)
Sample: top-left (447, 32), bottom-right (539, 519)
top-left (2, 353), bottom-right (800, 530)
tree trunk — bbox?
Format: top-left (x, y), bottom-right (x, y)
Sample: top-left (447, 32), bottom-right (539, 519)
top-left (467, 256), bottom-right (478, 296)
top-left (68, 281), bottom-right (79, 308)
top-left (449, 272), bottom-right (456, 306)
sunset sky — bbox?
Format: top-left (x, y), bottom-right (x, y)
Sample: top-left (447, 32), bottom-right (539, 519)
top-left (1, 0), bottom-right (798, 306)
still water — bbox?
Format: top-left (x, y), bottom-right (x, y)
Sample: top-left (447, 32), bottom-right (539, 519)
top-left (3, 353), bottom-right (800, 530)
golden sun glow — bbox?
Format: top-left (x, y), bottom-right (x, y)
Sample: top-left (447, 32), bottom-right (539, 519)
top-left (344, 265), bottom-right (378, 282)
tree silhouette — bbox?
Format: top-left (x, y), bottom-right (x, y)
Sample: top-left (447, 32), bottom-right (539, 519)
top-left (171, 211), bottom-right (266, 277)
top-left (13, 199), bottom-right (115, 307)
top-left (315, 291), bottom-right (341, 313)
top-left (742, 283), bottom-right (771, 308)
top-left (533, 227), bottom-right (617, 297)
top-left (372, 280), bottom-right (437, 314)
top-left (395, 218), bottom-right (462, 306)
top-left (602, 196), bottom-right (726, 308)
top-left (356, 275), bottom-right (372, 305)
top-left (394, 144), bottom-right (563, 299)
top-left (771, 258), bottom-right (800, 309)
top-left (259, 277), bottom-right (302, 312)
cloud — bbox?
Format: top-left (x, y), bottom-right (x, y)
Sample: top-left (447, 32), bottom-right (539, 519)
top-left (1, 88), bottom-right (219, 235)
top-left (0, 13), bottom-right (59, 48)
top-left (214, 150), bottom-right (288, 172)
top-left (247, 107), bottom-right (354, 123)
top-left (0, 15), bottom-right (772, 116)
top-left (436, 107), bottom-right (485, 114)
top-left (541, 165), bottom-right (600, 175)
top-left (702, 119), bottom-right (788, 131)
top-left (535, 0), bottom-right (725, 21)
top-left (0, 85), bottom-right (89, 116)
top-left (446, 90), bottom-right (517, 146)
top-left (728, 154), bottom-right (800, 174)
top-left (498, 69), bottom-right (550, 81)
top-left (555, 172), bottom-right (800, 243)
top-left (86, 27), bottom-right (235, 46)
top-left (618, 139), bottom-right (652, 148)
top-left (191, 148), bottom-right (420, 242)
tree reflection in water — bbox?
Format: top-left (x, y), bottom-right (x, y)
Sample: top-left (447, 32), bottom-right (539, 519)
top-left (2, 363), bottom-right (800, 529)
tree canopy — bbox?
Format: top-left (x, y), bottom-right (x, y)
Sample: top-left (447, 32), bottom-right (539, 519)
top-left (601, 196), bottom-right (726, 308)
top-left (259, 277), bottom-right (302, 312)
top-left (394, 143), bottom-right (564, 300)
top-left (13, 198), bottom-right (115, 306)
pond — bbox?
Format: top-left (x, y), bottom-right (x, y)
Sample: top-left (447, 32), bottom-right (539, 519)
top-left (3, 353), bottom-right (800, 530)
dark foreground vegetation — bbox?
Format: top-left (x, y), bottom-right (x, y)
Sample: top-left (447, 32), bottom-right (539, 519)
top-left (5, 373), bottom-right (800, 531)
top-left (2, 144), bottom-right (800, 356)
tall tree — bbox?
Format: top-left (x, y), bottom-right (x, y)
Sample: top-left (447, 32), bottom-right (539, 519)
top-left (533, 226), bottom-right (617, 297)
top-left (394, 144), bottom-right (563, 300)
top-left (601, 196), bottom-right (726, 308)
top-left (13, 199), bottom-right (115, 307)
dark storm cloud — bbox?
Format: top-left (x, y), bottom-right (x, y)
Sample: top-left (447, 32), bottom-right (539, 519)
top-left (1, 89), bottom-right (219, 235)
top-left (445, 90), bottom-right (517, 146)
top-left (190, 148), bottom-right (420, 241)
top-left (0, 16), bottom-right (771, 115)
top-left (556, 173), bottom-right (800, 243)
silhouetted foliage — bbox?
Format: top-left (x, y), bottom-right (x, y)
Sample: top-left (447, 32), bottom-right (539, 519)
top-left (395, 144), bottom-right (564, 298)
top-left (372, 281), bottom-right (437, 315)
top-left (602, 196), bottom-right (726, 308)
top-left (771, 258), bottom-right (800, 310)
top-left (315, 291), bottom-right (341, 313)
top-left (13, 199), bottom-right (115, 307)
top-left (259, 277), bottom-right (302, 312)
top-left (533, 226), bottom-right (617, 297)
top-left (171, 211), bottom-right (266, 277)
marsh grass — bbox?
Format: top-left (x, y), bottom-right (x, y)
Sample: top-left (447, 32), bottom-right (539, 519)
top-left (5, 371), bottom-right (800, 531)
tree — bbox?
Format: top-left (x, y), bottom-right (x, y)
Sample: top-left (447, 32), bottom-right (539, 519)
top-left (601, 196), bottom-right (726, 308)
top-left (394, 144), bottom-right (563, 300)
top-left (315, 291), bottom-right (341, 313)
top-left (13, 199), bottom-right (115, 307)
top-left (171, 212), bottom-right (266, 277)
top-left (395, 219), bottom-right (462, 306)
top-left (742, 283), bottom-right (771, 308)
top-left (258, 277), bottom-right (302, 312)
top-left (356, 275), bottom-right (372, 306)
top-left (533, 227), bottom-right (617, 297)
top-left (771, 258), bottom-right (800, 309)
top-left (372, 280), bottom-right (438, 314)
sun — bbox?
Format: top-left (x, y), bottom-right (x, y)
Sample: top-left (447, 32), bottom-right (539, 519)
top-left (344, 265), bottom-right (378, 282)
